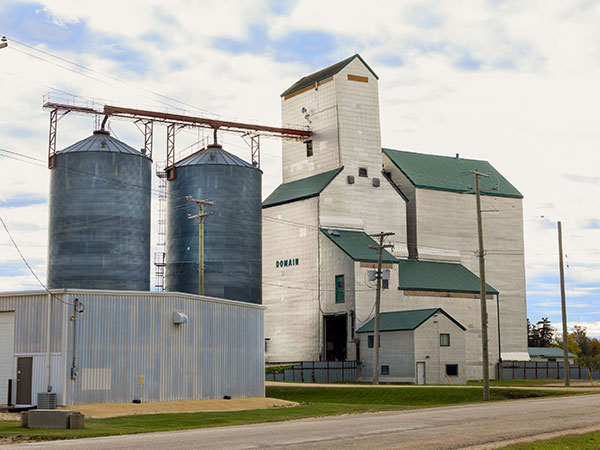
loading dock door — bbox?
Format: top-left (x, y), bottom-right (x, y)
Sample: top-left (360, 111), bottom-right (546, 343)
top-left (0, 312), bottom-right (15, 405)
top-left (16, 357), bottom-right (33, 405)
top-left (324, 315), bottom-right (347, 361)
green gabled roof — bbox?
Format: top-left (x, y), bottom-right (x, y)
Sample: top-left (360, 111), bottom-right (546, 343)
top-left (263, 167), bottom-right (343, 208)
top-left (281, 54), bottom-right (379, 97)
top-left (397, 259), bottom-right (498, 294)
top-left (357, 308), bottom-right (466, 333)
top-left (320, 228), bottom-right (398, 264)
top-left (383, 148), bottom-right (523, 199)
top-left (528, 347), bottom-right (576, 358)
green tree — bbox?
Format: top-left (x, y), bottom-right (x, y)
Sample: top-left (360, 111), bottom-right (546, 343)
top-left (572, 326), bottom-right (600, 370)
top-left (528, 317), bottom-right (554, 347)
top-left (554, 332), bottom-right (581, 358)
top-left (537, 317), bottom-right (554, 347)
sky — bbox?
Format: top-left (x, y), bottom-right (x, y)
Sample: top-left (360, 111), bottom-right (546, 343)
top-left (0, 0), bottom-right (599, 336)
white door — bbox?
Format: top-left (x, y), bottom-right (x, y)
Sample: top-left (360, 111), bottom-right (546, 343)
top-left (416, 362), bottom-right (426, 385)
top-left (0, 312), bottom-right (15, 405)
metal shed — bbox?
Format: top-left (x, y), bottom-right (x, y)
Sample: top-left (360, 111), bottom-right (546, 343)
top-left (0, 290), bottom-right (264, 407)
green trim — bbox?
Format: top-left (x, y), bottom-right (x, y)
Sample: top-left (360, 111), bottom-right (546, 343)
top-left (262, 167), bottom-right (343, 208)
top-left (320, 228), bottom-right (398, 264)
top-left (281, 54), bottom-right (379, 97)
top-left (397, 259), bottom-right (499, 295)
top-left (357, 308), bottom-right (467, 333)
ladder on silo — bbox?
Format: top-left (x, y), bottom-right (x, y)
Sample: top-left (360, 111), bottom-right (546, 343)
top-left (154, 164), bottom-right (167, 291)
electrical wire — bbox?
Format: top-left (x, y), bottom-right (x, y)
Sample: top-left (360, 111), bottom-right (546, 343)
top-left (8, 37), bottom-right (224, 118)
top-left (0, 215), bottom-right (75, 307)
top-left (565, 254), bottom-right (582, 323)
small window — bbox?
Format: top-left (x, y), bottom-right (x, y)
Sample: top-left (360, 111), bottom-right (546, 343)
top-left (381, 365), bottom-right (390, 376)
top-left (382, 279), bottom-right (389, 290)
top-left (358, 167), bottom-right (368, 177)
top-left (306, 140), bottom-right (313, 157)
top-left (445, 364), bottom-right (458, 377)
top-left (367, 335), bottom-right (380, 348)
top-left (335, 275), bottom-right (344, 303)
top-left (440, 333), bottom-right (450, 347)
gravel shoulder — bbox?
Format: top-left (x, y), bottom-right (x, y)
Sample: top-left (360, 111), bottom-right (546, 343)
top-left (56, 397), bottom-right (297, 418)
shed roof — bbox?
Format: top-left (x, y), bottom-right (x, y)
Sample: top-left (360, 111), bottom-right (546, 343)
top-left (281, 54), bottom-right (379, 97)
top-left (383, 148), bottom-right (523, 199)
top-left (58, 131), bottom-right (149, 158)
top-left (528, 347), bottom-right (576, 358)
top-left (357, 308), bottom-right (466, 333)
top-left (397, 259), bottom-right (498, 294)
top-left (320, 228), bottom-right (398, 264)
top-left (175, 144), bottom-right (255, 168)
top-left (262, 167), bottom-right (343, 208)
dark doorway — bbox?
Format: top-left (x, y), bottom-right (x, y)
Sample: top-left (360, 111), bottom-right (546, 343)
top-left (16, 357), bottom-right (32, 405)
top-left (324, 314), bottom-right (347, 361)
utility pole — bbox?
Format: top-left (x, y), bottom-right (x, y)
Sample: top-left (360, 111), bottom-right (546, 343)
top-left (471, 170), bottom-right (490, 401)
top-left (186, 196), bottom-right (215, 296)
top-left (369, 232), bottom-right (395, 385)
top-left (558, 221), bottom-right (570, 386)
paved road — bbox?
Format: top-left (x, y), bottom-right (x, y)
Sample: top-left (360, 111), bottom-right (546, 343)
top-left (267, 381), bottom-right (600, 391)
top-left (5, 394), bottom-right (600, 449)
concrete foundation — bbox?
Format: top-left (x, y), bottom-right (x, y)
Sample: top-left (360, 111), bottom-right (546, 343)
top-left (22, 410), bottom-right (84, 429)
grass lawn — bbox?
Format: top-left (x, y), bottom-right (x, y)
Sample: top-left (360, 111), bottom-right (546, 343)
top-left (500, 430), bottom-right (600, 449)
top-left (0, 386), bottom-right (586, 442)
top-left (468, 379), bottom-right (600, 387)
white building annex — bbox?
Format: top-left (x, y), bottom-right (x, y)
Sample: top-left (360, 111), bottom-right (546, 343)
top-left (357, 308), bottom-right (468, 385)
top-left (0, 290), bottom-right (264, 407)
top-left (262, 54), bottom-right (528, 382)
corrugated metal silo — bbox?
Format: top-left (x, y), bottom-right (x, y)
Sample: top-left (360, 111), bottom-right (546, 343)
top-left (166, 144), bottom-right (262, 304)
top-left (47, 130), bottom-right (152, 290)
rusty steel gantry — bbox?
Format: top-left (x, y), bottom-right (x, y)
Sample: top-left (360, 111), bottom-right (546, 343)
top-left (43, 99), bottom-right (311, 178)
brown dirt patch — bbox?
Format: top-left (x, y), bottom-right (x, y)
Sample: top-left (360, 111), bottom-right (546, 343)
top-left (0, 412), bottom-right (20, 421)
top-left (59, 397), bottom-right (297, 418)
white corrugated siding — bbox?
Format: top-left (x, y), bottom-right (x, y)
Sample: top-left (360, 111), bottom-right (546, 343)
top-left (0, 290), bottom-right (264, 406)
top-left (0, 291), bottom-right (264, 405)
top-left (0, 292), bottom-right (66, 405)
top-left (0, 312), bottom-right (15, 404)
top-left (62, 291), bottom-right (264, 405)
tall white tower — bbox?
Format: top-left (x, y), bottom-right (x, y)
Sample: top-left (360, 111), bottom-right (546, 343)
top-left (280, 54), bottom-right (383, 183)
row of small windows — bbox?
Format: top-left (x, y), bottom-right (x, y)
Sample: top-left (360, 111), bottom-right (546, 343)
top-left (377, 364), bottom-right (459, 377)
top-left (367, 333), bottom-right (450, 349)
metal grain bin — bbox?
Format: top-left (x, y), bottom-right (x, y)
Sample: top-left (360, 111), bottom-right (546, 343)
top-left (47, 130), bottom-right (152, 290)
top-left (166, 144), bottom-right (262, 304)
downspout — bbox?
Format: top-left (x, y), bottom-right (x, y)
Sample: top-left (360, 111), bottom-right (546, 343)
top-left (317, 197), bottom-right (323, 361)
top-left (496, 293), bottom-right (502, 378)
top-left (45, 293), bottom-right (52, 392)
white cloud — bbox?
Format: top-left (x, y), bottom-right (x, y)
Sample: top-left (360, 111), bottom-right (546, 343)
top-left (0, 0), bottom-right (598, 317)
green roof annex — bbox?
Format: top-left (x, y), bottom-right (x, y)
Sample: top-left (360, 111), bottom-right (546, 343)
top-left (357, 308), bottom-right (466, 333)
top-left (321, 229), bottom-right (398, 264)
top-left (262, 167), bottom-right (343, 208)
top-left (383, 148), bottom-right (523, 199)
top-left (397, 259), bottom-right (498, 294)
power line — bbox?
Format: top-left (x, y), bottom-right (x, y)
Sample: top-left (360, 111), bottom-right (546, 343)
top-left (0, 215), bottom-right (73, 306)
top-left (8, 37), bottom-right (223, 118)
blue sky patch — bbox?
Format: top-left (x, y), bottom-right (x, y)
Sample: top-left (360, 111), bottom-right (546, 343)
top-left (0, 263), bottom-right (29, 277)
top-left (268, 0), bottom-right (296, 15)
top-left (407, 6), bottom-right (443, 29)
top-left (213, 24), bottom-right (343, 67)
top-left (377, 53), bottom-right (404, 67)
top-left (585, 219), bottom-right (600, 229)
top-left (0, 193), bottom-right (48, 208)
top-left (0, 2), bottom-right (151, 74)
top-left (454, 49), bottom-right (483, 71)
